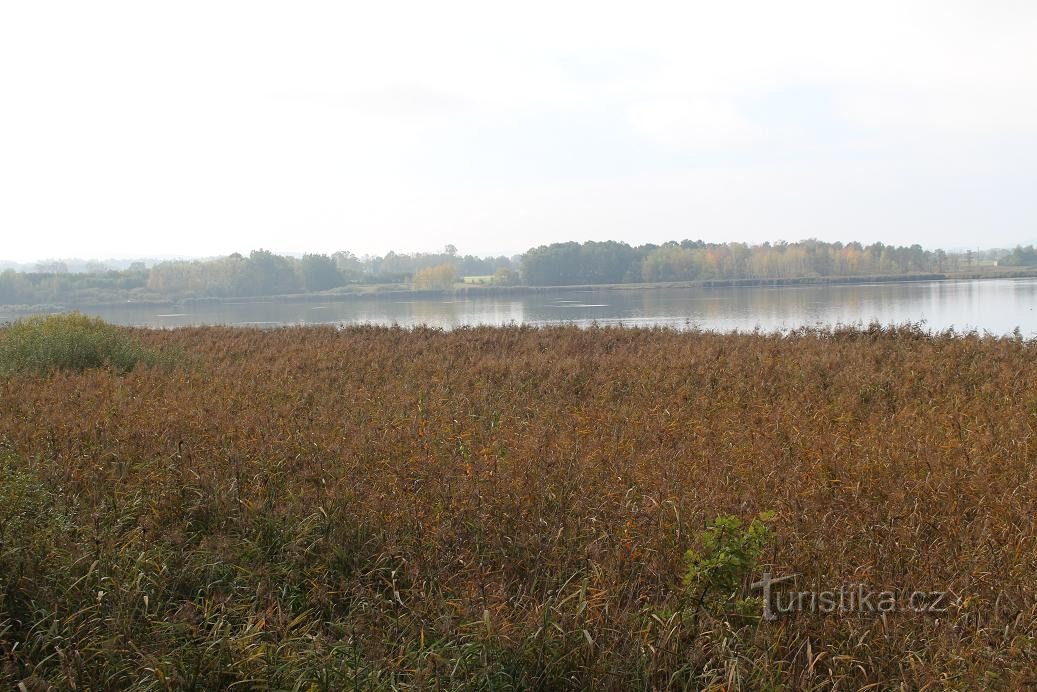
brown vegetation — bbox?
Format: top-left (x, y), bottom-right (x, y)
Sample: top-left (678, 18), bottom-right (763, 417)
top-left (1, 324), bottom-right (1036, 689)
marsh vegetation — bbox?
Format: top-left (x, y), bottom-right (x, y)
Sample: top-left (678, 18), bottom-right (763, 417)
top-left (1, 321), bottom-right (1035, 688)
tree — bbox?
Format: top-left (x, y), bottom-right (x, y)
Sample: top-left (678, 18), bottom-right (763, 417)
top-left (0, 269), bottom-right (29, 304)
top-left (298, 254), bottom-right (343, 291)
top-left (521, 241), bottom-right (641, 285)
top-left (492, 267), bottom-right (519, 285)
top-left (412, 263), bottom-right (457, 290)
top-left (35, 261), bottom-right (69, 274)
top-left (332, 251), bottom-right (365, 281)
top-left (1002, 245), bottom-right (1037, 267)
top-left (242, 249), bottom-right (299, 296)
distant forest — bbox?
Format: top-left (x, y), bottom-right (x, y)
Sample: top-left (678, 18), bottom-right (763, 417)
top-left (522, 240), bottom-right (1034, 285)
top-left (2, 240), bottom-right (1036, 307)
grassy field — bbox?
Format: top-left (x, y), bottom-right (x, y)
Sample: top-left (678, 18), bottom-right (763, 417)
top-left (1, 320), bottom-right (1036, 688)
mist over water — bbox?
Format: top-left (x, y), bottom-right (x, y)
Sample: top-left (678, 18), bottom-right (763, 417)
top-left (13, 278), bottom-right (1037, 336)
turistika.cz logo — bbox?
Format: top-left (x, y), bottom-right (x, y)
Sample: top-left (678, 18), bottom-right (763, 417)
top-left (751, 572), bottom-right (951, 621)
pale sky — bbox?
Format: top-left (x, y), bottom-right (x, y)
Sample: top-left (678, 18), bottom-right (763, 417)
top-left (2, 1), bottom-right (1036, 262)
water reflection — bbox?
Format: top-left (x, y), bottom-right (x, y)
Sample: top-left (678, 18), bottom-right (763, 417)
top-left (5, 278), bottom-right (1036, 336)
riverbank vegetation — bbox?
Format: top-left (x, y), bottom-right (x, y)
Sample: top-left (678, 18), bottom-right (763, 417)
top-left (521, 239), bottom-right (1018, 285)
top-left (0, 313), bottom-right (168, 375)
top-left (4, 239), bottom-right (1034, 308)
top-left (1, 322), bottom-right (1035, 688)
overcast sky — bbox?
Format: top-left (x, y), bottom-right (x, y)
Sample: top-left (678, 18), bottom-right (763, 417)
top-left (2, 1), bottom-right (1036, 262)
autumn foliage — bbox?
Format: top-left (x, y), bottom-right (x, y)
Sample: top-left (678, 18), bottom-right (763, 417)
top-left (411, 263), bottom-right (458, 291)
top-left (1, 323), bottom-right (1035, 688)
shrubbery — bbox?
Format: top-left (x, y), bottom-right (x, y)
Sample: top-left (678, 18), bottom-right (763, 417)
top-left (0, 313), bottom-right (162, 375)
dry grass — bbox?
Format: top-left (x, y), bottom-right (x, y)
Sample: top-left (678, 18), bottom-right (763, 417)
top-left (1, 323), bottom-right (1036, 689)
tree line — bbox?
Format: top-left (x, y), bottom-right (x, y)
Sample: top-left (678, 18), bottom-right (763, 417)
top-left (1, 240), bottom-right (1033, 306)
top-left (521, 239), bottom-right (1029, 285)
top-left (0, 248), bottom-right (515, 306)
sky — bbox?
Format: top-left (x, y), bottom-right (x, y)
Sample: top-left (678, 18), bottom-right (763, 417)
top-left (2, 0), bottom-right (1037, 263)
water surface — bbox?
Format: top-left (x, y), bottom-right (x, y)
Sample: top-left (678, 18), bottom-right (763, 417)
top-left (6, 278), bottom-right (1037, 335)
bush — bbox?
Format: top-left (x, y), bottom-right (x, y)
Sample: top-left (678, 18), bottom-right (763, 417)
top-left (0, 313), bottom-right (159, 375)
top-left (682, 511), bottom-right (774, 621)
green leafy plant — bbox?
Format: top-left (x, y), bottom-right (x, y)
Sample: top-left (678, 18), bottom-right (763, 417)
top-left (682, 511), bottom-right (775, 623)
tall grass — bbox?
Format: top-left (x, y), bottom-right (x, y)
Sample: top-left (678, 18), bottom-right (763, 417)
top-left (0, 324), bottom-right (1035, 689)
top-left (0, 313), bottom-right (163, 375)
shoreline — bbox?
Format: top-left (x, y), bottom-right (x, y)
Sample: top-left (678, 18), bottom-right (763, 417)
top-left (4, 267), bottom-right (1037, 314)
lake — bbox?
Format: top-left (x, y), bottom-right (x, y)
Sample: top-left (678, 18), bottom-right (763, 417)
top-left (10, 278), bottom-right (1037, 335)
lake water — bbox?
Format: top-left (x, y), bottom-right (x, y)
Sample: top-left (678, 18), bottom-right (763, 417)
top-left (9, 278), bottom-right (1037, 336)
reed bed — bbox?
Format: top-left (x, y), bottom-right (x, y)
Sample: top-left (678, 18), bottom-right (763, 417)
top-left (1, 323), bottom-right (1035, 689)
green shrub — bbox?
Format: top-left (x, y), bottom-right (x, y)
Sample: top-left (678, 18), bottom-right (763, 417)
top-left (682, 511), bottom-right (775, 621)
top-left (0, 313), bottom-right (160, 375)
